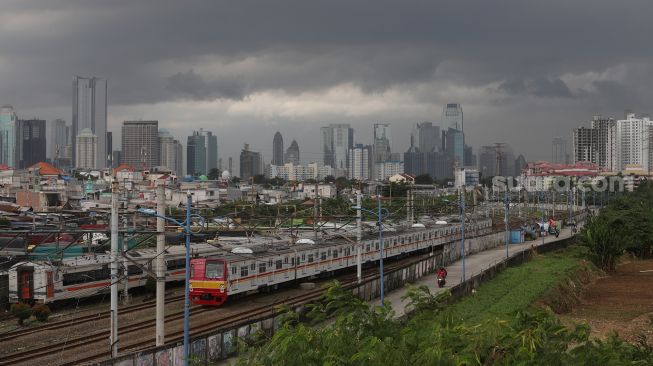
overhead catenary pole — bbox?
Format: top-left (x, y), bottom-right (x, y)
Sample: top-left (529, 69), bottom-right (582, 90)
top-left (356, 191), bottom-right (362, 283)
top-left (504, 188), bottom-right (509, 258)
top-left (110, 180), bottom-right (119, 357)
top-left (460, 187), bottom-right (466, 282)
top-left (378, 188), bottom-right (385, 305)
top-left (155, 183), bottom-right (166, 346)
top-left (183, 192), bottom-right (192, 366)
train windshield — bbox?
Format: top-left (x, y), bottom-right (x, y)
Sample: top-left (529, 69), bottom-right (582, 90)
top-left (205, 261), bottom-right (225, 279)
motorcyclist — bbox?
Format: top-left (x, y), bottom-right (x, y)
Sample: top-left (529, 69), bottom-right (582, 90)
top-left (437, 267), bottom-right (447, 288)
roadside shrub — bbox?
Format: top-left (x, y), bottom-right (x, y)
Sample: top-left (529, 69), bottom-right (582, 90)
top-left (144, 276), bottom-right (156, 294)
top-left (10, 303), bottom-right (32, 325)
top-left (32, 304), bottom-right (51, 322)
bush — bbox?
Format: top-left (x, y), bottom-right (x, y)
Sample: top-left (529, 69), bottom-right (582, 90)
top-left (144, 276), bottom-right (156, 294)
top-left (32, 304), bottom-right (51, 322)
top-left (10, 303), bottom-right (32, 325)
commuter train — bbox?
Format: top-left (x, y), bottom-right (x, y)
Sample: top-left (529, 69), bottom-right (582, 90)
top-left (9, 219), bottom-right (493, 305)
top-left (189, 219), bottom-right (493, 305)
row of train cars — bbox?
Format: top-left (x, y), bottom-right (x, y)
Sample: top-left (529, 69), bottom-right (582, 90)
top-left (9, 218), bottom-right (494, 306)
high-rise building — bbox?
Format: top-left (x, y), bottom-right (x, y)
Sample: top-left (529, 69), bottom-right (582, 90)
top-left (476, 144), bottom-right (515, 178)
top-left (442, 103), bottom-right (463, 131)
top-left (614, 113), bottom-right (653, 172)
top-left (285, 140), bottom-right (300, 165)
top-left (552, 137), bottom-right (567, 164)
top-left (272, 131), bottom-right (284, 165)
top-left (374, 161), bottom-right (404, 181)
top-left (373, 123), bottom-right (392, 163)
top-left (572, 127), bottom-right (598, 165)
top-left (478, 146), bottom-right (496, 178)
top-left (514, 154), bottom-right (528, 176)
top-left (463, 145), bottom-right (476, 167)
top-left (414, 122), bottom-right (440, 153)
top-left (591, 115), bottom-right (617, 171)
top-left (50, 119), bottom-right (72, 169)
top-left (321, 124), bottom-right (353, 171)
top-left (76, 128), bottom-right (97, 170)
top-left (16, 119), bottom-right (46, 168)
top-left (186, 129), bottom-right (218, 175)
top-left (426, 150), bottom-right (453, 180)
top-left (348, 144), bottom-right (371, 180)
top-left (121, 121), bottom-right (159, 170)
top-left (444, 128), bottom-right (465, 167)
top-left (228, 157), bottom-right (233, 175)
top-left (0, 105), bottom-right (17, 167)
top-left (404, 135), bottom-right (424, 176)
top-left (240, 144), bottom-right (262, 181)
top-left (112, 151), bottom-right (121, 169)
top-left (106, 131), bottom-right (113, 168)
top-left (159, 129), bottom-right (183, 176)
top-left (72, 76), bottom-right (107, 169)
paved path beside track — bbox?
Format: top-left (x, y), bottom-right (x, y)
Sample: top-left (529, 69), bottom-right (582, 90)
top-left (371, 226), bottom-right (579, 318)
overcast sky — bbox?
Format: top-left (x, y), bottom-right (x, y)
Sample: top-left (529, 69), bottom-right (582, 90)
top-left (3, 1), bottom-right (653, 168)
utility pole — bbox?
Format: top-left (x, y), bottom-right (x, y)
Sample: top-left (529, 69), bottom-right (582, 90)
top-left (313, 182), bottom-right (319, 240)
top-left (110, 180), bottom-right (119, 357)
top-left (460, 187), bottom-right (466, 282)
top-left (156, 183), bottom-right (166, 346)
top-left (356, 191), bottom-right (362, 283)
top-left (504, 188), bottom-right (509, 258)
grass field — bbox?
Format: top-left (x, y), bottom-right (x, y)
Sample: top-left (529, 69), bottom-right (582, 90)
top-left (444, 246), bottom-right (587, 324)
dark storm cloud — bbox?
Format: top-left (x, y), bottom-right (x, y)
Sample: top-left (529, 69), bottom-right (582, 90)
top-left (3, 0), bottom-right (653, 162)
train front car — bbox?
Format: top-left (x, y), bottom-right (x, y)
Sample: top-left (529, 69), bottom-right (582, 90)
top-left (189, 258), bottom-right (228, 306)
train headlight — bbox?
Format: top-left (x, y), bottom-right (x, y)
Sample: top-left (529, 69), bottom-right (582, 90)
top-left (219, 284), bottom-right (225, 292)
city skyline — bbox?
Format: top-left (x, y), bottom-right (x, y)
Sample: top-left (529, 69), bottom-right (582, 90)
top-left (4, 2), bottom-right (653, 166)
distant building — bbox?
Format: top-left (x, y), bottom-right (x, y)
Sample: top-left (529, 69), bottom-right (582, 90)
top-left (455, 168), bottom-right (479, 188)
top-left (72, 76), bottom-right (107, 169)
top-left (591, 115), bottom-right (616, 171)
top-left (444, 128), bottom-right (465, 168)
top-left (373, 123), bottom-right (392, 163)
top-left (76, 128), bottom-right (97, 170)
top-left (112, 150), bottom-right (122, 168)
top-left (442, 103), bottom-right (463, 131)
top-left (0, 105), bottom-right (17, 167)
top-left (121, 120), bottom-right (159, 170)
top-left (187, 129), bottom-right (218, 175)
top-left (572, 127), bottom-right (598, 165)
top-left (50, 119), bottom-right (71, 166)
top-left (374, 161), bottom-right (404, 181)
top-left (514, 154), bottom-right (527, 176)
top-left (285, 140), bottom-right (300, 165)
top-left (414, 122), bottom-right (440, 153)
top-left (426, 150), bottom-right (453, 180)
top-left (272, 131), bottom-right (284, 165)
top-left (348, 144), bottom-right (371, 180)
top-left (159, 129), bottom-right (183, 176)
top-left (321, 124), bottom-right (353, 171)
top-left (240, 144), bottom-right (262, 180)
top-left (614, 113), bottom-right (653, 172)
top-left (404, 135), bottom-right (424, 176)
top-left (106, 131), bottom-right (113, 167)
top-left (552, 137), bottom-right (567, 164)
top-left (16, 119), bottom-right (46, 168)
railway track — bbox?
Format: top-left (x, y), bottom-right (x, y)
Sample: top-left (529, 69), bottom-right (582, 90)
top-left (2, 256), bottom-right (426, 366)
top-left (0, 294), bottom-right (185, 342)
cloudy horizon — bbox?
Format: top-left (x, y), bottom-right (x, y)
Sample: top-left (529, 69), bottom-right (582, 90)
top-left (3, 1), bottom-right (652, 170)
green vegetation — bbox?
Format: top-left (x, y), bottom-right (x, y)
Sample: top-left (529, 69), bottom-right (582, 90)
top-left (10, 303), bottom-right (32, 325)
top-left (234, 247), bottom-right (652, 365)
top-left (447, 247), bottom-right (587, 324)
top-left (32, 304), bottom-right (51, 322)
top-left (579, 182), bottom-right (653, 271)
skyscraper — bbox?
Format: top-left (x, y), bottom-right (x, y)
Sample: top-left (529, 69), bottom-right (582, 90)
top-left (159, 129), bottom-right (183, 176)
top-left (186, 129), bottom-right (218, 175)
top-left (442, 103), bottom-right (463, 131)
top-left (404, 135), bottom-right (424, 176)
top-left (50, 119), bottom-right (72, 168)
top-left (240, 144), bottom-right (262, 181)
top-left (16, 119), bottom-right (46, 168)
top-left (121, 121), bottom-right (159, 169)
top-left (614, 113), bottom-right (653, 172)
top-left (76, 128), bottom-right (97, 170)
top-left (552, 137), bottom-right (567, 164)
top-left (272, 131), bottom-right (284, 165)
top-left (72, 76), bottom-right (107, 169)
top-left (591, 115), bottom-right (616, 171)
top-left (0, 106), bottom-right (17, 167)
top-left (444, 128), bottom-right (465, 167)
top-left (348, 144), bottom-right (371, 180)
top-left (106, 131), bottom-right (113, 168)
top-left (285, 140), bottom-right (300, 165)
top-left (414, 122), bottom-right (440, 153)
top-left (373, 123), bottom-right (392, 163)
top-left (321, 124), bottom-right (353, 174)
top-left (572, 127), bottom-right (598, 165)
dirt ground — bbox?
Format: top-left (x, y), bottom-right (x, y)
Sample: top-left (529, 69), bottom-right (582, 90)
top-left (561, 258), bottom-right (653, 344)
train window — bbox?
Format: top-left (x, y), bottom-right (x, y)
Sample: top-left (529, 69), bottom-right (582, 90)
top-left (345, 248), bottom-right (350, 256)
top-left (284, 256), bottom-right (289, 264)
top-left (366, 244), bottom-right (370, 252)
top-left (333, 251), bottom-right (338, 259)
top-left (276, 260), bottom-right (283, 270)
top-left (308, 254), bottom-right (314, 263)
top-left (127, 265), bottom-right (143, 276)
top-left (401, 237), bottom-right (405, 244)
top-left (205, 262), bottom-right (225, 279)
top-left (250, 263), bottom-right (256, 271)
top-left (268, 259), bottom-right (273, 267)
top-left (62, 267), bottom-right (110, 286)
top-left (301, 254), bottom-right (306, 261)
top-left (232, 266), bottom-right (237, 275)
top-left (429, 232), bottom-right (432, 239)
top-left (259, 263), bottom-right (266, 274)
top-left (241, 266), bottom-right (248, 277)
top-left (423, 233), bottom-right (426, 240)
top-left (375, 241), bottom-right (379, 250)
top-left (321, 252), bottom-right (326, 261)
top-left (291, 257), bottom-right (295, 265)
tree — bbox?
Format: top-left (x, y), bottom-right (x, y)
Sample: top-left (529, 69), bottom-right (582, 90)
top-left (253, 174), bottom-right (267, 184)
top-left (579, 215), bottom-right (623, 271)
top-left (415, 174), bottom-right (433, 185)
top-left (323, 175), bottom-right (336, 184)
top-left (208, 168), bottom-right (220, 180)
top-left (10, 303), bottom-right (32, 325)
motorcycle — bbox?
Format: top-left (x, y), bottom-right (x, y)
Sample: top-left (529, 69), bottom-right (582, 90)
top-left (437, 276), bottom-right (446, 288)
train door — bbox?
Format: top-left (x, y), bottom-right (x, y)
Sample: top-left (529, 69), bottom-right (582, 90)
top-left (17, 268), bottom-right (33, 300)
top-left (46, 271), bottom-right (54, 299)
